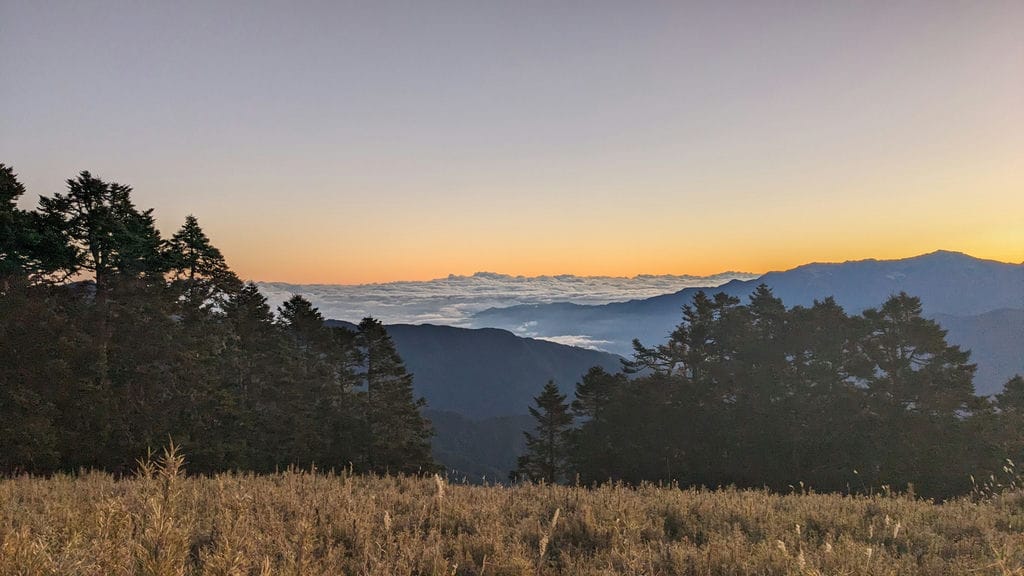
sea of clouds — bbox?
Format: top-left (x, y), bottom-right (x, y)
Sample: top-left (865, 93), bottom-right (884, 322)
top-left (257, 271), bottom-right (757, 334)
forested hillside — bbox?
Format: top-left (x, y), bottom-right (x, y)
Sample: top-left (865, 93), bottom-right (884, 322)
top-left (512, 287), bottom-right (1024, 499)
top-left (0, 164), bottom-right (434, 475)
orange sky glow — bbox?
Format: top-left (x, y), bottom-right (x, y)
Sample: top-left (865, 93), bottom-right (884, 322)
top-left (3, 2), bottom-right (1021, 284)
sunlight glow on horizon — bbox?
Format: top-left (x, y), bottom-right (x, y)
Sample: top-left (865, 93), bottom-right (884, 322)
top-left (2, 2), bottom-right (1021, 284)
top-left (222, 243), bottom-right (1023, 286)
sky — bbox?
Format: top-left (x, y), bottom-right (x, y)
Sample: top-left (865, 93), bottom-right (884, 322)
top-left (1, 1), bottom-right (1021, 283)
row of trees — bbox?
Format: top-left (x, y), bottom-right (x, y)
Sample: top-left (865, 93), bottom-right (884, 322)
top-left (515, 286), bottom-right (1024, 499)
top-left (0, 164), bottom-right (436, 474)
top-left (4, 162), bottom-right (1021, 498)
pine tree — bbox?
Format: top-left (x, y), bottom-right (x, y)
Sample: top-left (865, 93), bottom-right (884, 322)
top-left (38, 171), bottom-right (167, 291)
top-left (734, 284), bottom-right (792, 486)
top-left (356, 317), bottom-right (436, 474)
top-left (859, 293), bottom-right (976, 415)
top-left (218, 283), bottom-right (285, 470)
top-left (0, 284), bottom-right (65, 473)
top-left (276, 295), bottom-right (361, 468)
top-left (0, 163), bottom-right (29, 285)
top-left (993, 376), bottom-right (1024, 464)
top-left (166, 215), bottom-right (240, 309)
top-left (168, 305), bottom-right (245, 473)
top-left (785, 298), bottom-right (866, 491)
top-left (570, 367), bottom-right (628, 483)
top-left (514, 381), bottom-right (573, 483)
top-left (0, 164), bottom-right (73, 288)
top-left (278, 295), bottom-right (329, 347)
top-left (571, 366), bottom-right (620, 420)
top-left (856, 292), bottom-right (979, 495)
top-left (997, 376), bottom-right (1024, 414)
top-left (223, 282), bottom-right (277, 343)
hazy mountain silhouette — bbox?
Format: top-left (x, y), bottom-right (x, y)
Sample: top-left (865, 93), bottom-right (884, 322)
top-left (424, 410), bottom-right (532, 482)
top-left (324, 321), bottom-right (623, 417)
top-left (321, 321), bottom-right (622, 478)
top-left (471, 251), bottom-right (1023, 394)
top-left (932, 309), bottom-right (1024, 396)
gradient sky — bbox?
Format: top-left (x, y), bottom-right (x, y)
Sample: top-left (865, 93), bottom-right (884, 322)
top-left (1, 1), bottom-right (1021, 283)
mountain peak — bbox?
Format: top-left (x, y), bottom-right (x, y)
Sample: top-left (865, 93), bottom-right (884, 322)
top-left (919, 249), bottom-right (972, 260)
top-left (789, 250), bottom-right (1012, 272)
top-left (910, 250), bottom-right (1022, 267)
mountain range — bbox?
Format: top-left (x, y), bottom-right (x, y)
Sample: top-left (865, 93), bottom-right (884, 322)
top-left (471, 251), bottom-right (1023, 396)
top-left (323, 251), bottom-right (1022, 478)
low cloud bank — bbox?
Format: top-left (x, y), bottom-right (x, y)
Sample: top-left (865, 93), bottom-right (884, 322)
top-left (257, 271), bottom-right (755, 329)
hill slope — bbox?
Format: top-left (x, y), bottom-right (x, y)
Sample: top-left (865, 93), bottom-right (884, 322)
top-left (325, 321), bottom-right (622, 417)
top-left (424, 410), bottom-right (531, 482)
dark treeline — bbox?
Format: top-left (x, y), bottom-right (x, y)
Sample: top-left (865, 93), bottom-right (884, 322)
top-left (0, 164), bottom-right (436, 475)
top-left (516, 286), bottom-right (1024, 499)
top-left (5, 163), bottom-right (1023, 499)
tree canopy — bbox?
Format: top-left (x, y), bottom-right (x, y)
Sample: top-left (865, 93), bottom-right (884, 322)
top-left (566, 285), bottom-right (1018, 499)
top-left (0, 165), bottom-right (436, 475)
top-left (513, 380), bottom-right (573, 483)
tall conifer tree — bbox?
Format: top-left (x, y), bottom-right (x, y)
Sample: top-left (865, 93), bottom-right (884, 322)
top-left (514, 381), bottom-right (573, 483)
top-left (356, 317), bottom-right (436, 474)
top-left (166, 215), bottom-right (240, 309)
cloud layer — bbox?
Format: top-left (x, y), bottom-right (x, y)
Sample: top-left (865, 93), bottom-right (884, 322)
top-left (257, 271), bottom-right (756, 332)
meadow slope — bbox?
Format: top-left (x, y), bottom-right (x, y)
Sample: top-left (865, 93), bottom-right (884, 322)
top-left (2, 451), bottom-right (1024, 575)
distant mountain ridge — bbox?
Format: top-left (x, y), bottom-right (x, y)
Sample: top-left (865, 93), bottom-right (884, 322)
top-left (747, 250), bottom-right (1022, 316)
top-left (471, 251), bottom-right (1024, 395)
top-left (476, 251), bottom-right (1022, 318)
top-left (320, 252), bottom-right (1021, 477)
top-left (324, 321), bottom-right (623, 417)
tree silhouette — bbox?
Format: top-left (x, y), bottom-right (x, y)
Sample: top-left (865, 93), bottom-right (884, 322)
top-left (514, 381), bottom-right (573, 483)
top-left (855, 292), bottom-right (979, 495)
top-left (0, 163), bottom-right (29, 286)
top-left (166, 215), bottom-right (240, 309)
top-left (356, 317), bottom-right (436, 474)
top-left (0, 165), bottom-right (448, 476)
top-left (991, 375), bottom-right (1024, 469)
top-left (38, 171), bottom-right (166, 291)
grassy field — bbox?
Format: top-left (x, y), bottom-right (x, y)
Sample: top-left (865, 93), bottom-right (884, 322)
top-left (2, 449), bottom-right (1024, 575)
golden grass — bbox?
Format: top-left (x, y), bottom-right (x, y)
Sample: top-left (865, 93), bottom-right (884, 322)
top-left (2, 448), bottom-right (1024, 575)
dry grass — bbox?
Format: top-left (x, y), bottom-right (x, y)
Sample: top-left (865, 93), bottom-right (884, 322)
top-left (2, 448), bottom-right (1024, 575)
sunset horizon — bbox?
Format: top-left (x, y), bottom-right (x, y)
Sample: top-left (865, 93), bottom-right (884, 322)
top-left (4, 2), bottom-right (1020, 285)
top-left (241, 247), bottom-right (1020, 285)
top-left (9, 155), bottom-right (1021, 283)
